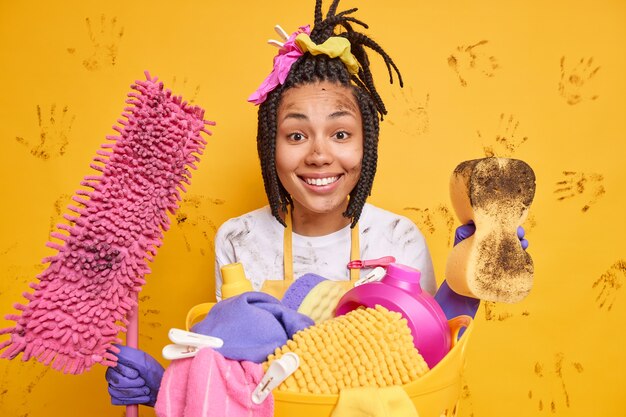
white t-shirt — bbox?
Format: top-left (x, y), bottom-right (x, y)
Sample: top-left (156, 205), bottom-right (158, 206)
top-left (213, 203), bottom-right (436, 300)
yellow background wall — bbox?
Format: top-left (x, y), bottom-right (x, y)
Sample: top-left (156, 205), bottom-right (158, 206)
top-left (1, 0), bottom-right (624, 415)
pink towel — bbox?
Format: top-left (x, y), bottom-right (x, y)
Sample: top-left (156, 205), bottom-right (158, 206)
top-left (155, 348), bottom-right (273, 417)
top-left (155, 355), bottom-right (193, 417)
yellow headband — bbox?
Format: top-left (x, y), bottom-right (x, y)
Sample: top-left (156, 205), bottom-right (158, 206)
top-left (294, 33), bottom-right (360, 75)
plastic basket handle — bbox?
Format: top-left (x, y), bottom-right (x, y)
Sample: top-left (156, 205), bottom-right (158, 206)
top-left (448, 315), bottom-right (473, 347)
top-left (185, 302), bottom-right (214, 331)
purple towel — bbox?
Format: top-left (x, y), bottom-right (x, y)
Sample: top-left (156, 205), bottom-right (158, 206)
top-left (191, 292), bottom-right (314, 363)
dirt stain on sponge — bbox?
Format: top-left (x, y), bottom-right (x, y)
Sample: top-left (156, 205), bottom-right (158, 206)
top-left (476, 233), bottom-right (533, 298)
top-left (468, 158), bottom-right (536, 213)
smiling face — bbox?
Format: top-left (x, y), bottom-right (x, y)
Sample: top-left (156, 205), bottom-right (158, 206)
top-left (275, 81), bottom-right (364, 235)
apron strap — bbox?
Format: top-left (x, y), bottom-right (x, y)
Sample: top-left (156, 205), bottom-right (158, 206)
top-left (283, 205), bottom-right (360, 282)
top-left (349, 225), bottom-right (359, 282)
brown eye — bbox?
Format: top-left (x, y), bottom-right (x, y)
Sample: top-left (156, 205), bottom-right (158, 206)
top-left (334, 131), bottom-right (349, 140)
top-left (289, 133), bottom-right (304, 141)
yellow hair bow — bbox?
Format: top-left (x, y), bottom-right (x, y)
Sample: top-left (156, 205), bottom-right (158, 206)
top-left (294, 33), bottom-right (360, 75)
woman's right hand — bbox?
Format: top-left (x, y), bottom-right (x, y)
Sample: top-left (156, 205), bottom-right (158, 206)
top-left (105, 345), bottom-right (165, 407)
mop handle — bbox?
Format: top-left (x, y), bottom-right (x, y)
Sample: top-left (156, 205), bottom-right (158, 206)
top-left (126, 296), bottom-right (139, 417)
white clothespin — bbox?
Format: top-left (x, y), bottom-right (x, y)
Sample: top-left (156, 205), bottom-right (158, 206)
top-left (354, 266), bottom-right (386, 287)
top-left (251, 352), bottom-right (300, 404)
top-left (162, 328), bottom-right (224, 361)
top-left (267, 24), bottom-right (290, 48)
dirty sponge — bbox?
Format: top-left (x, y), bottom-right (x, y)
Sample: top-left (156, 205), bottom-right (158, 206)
top-left (445, 157), bottom-right (536, 303)
top-left (264, 305), bottom-right (429, 395)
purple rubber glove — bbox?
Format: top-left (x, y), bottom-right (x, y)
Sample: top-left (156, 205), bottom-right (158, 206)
top-left (518, 226), bottom-right (529, 250)
top-left (454, 222), bottom-right (528, 249)
top-left (105, 344), bottom-right (164, 407)
top-left (435, 222), bottom-right (529, 321)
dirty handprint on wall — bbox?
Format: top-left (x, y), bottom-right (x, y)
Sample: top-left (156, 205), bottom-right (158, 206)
top-left (171, 76), bottom-right (202, 105)
top-left (175, 195), bottom-right (225, 256)
top-left (15, 105), bottom-right (75, 160)
top-left (558, 56), bottom-right (600, 105)
top-left (477, 113), bottom-right (528, 157)
top-left (554, 170), bottom-right (605, 212)
top-left (0, 362), bottom-right (50, 414)
top-left (67, 14), bottom-right (124, 71)
top-left (482, 301), bottom-right (531, 322)
top-left (528, 353), bottom-right (584, 413)
top-left (136, 295), bottom-right (163, 342)
top-left (592, 260), bottom-right (625, 312)
top-left (387, 88), bottom-right (430, 136)
top-left (448, 40), bottom-right (499, 87)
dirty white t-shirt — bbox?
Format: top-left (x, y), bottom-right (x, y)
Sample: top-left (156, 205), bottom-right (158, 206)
top-left (213, 203), bottom-right (436, 300)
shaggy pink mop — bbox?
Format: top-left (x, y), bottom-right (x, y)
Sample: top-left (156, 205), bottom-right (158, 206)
top-left (0, 71), bottom-right (213, 374)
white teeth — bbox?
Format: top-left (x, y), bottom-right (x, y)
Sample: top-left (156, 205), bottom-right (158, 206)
top-left (304, 176), bottom-right (338, 186)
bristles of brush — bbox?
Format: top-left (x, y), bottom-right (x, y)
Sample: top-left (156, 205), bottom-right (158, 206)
top-left (0, 71), bottom-right (213, 374)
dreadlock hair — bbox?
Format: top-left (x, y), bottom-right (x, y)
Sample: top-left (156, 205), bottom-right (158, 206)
top-left (257, 0), bottom-right (402, 228)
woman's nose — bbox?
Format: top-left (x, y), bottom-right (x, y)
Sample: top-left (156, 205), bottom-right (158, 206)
top-left (304, 138), bottom-right (333, 166)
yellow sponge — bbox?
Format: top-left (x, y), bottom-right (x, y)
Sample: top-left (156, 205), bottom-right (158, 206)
top-left (297, 280), bottom-right (349, 324)
top-left (446, 157), bottom-right (536, 303)
top-left (264, 305), bottom-right (429, 395)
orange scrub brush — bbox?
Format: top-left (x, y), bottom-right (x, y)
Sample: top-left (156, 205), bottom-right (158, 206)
top-left (0, 71), bottom-right (213, 374)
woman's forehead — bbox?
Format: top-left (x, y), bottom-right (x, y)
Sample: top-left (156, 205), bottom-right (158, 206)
top-left (279, 81), bottom-right (359, 113)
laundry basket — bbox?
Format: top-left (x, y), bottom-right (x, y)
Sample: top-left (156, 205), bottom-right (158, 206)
top-left (185, 303), bottom-right (472, 417)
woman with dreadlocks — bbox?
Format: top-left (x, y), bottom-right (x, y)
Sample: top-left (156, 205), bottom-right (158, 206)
top-left (213, 0), bottom-right (437, 300)
top-left (105, 0), bottom-right (498, 409)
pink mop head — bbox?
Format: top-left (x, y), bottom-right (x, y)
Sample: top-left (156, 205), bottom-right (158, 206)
top-left (0, 71), bottom-right (214, 374)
